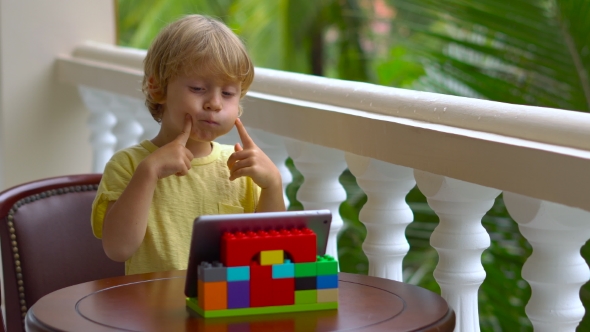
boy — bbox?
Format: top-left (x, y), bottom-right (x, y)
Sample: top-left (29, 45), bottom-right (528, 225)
top-left (91, 15), bottom-right (285, 275)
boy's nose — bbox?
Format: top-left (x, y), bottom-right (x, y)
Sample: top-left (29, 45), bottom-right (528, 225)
top-left (204, 94), bottom-right (222, 111)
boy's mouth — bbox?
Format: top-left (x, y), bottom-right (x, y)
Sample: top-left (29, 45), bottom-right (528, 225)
top-left (199, 119), bottom-right (219, 125)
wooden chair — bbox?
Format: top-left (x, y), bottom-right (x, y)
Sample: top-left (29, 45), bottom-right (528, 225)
top-left (0, 174), bottom-right (124, 332)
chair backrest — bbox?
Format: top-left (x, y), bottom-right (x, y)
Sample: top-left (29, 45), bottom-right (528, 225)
top-left (0, 174), bottom-right (124, 332)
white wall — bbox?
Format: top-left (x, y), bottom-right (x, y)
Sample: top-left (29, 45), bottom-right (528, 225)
top-left (0, 0), bottom-right (115, 190)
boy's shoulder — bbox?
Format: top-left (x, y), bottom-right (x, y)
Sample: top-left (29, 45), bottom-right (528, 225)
top-left (107, 140), bottom-right (154, 167)
top-left (215, 142), bottom-right (238, 161)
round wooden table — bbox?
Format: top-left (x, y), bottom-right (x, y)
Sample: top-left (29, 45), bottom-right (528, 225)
top-left (25, 271), bottom-right (454, 331)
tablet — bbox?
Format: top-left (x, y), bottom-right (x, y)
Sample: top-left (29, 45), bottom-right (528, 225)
top-left (184, 209), bottom-right (332, 298)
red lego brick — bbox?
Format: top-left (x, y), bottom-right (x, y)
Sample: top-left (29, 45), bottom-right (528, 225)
top-left (250, 278), bottom-right (273, 307)
top-left (221, 228), bottom-right (317, 267)
top-left (272, 277), bottom-right (295, 306)
top-left (250, 261), bottom-right (272, 280)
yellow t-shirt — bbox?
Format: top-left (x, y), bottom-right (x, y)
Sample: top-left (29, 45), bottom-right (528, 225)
top-left (91, 140), bottom-right (260, 275)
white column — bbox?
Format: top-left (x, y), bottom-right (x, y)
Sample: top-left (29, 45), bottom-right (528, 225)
top-left (134, 100), bottom-right (160, 142)
top-left (78, 86), bottom-right (117, 173)
top-left (414, 170), bottom-right (501, 332)
top-left (346, 154), bottom-right (415, 281)
top-left (504, 193), bottom-right (590, 332)
top-left (284, 139), bottom-right (346, 260)
top-left (247, 129), bottom-right (292, 208)
top-left (109, 94), bottom-right (144, 151)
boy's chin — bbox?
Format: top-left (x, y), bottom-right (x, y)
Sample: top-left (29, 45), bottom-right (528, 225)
top-left (190, 130), bottom-right (228, 143)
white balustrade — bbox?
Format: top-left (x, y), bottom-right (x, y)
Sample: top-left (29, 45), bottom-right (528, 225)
top-left (415, 171), bottom-right (501, 332)
top-left (78, 86), bottom-right (117, 172)
top-left (346, 153), bottom-right (415, 281)
top-left (108, 94), bottom-right (144, 151)
top-left (247, 129), bottom-right (292, 208)
top-left (284, 139), bottom-right (347, 261)
top-left (504, 193), bottom-right (590, 332)
top-left (135, 102), bottom-right (160, 142)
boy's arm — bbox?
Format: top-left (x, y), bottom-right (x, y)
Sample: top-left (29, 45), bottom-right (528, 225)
top-left (101, 164), bottom-right (158, 262)
top-left (102, 115), bottom-right (195, 262)
top-left (227, 118), bottom-right (286, 212)
top-left (256, 183), bottom-right (286, 213)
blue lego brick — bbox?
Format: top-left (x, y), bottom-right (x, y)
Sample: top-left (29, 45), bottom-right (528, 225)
top-left (272, 259), bottom-right (295, 279)
top-left (317, 274), bottom-right (338, 289)
top-left (228, 280), bottom-right (250, 309)
top-left (198, 261), bottom-right (227, 282)
top-left (227, 266), bottom-right (250, 281)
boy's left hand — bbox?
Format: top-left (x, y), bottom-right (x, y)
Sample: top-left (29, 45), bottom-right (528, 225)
top-left (227, 118), bottom-right (281, 189)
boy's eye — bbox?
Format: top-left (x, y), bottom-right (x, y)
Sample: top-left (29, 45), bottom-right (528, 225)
top-left (223, 91), bottom-right (236, 97)
top-left (189, 86), bottom-right (203, 92)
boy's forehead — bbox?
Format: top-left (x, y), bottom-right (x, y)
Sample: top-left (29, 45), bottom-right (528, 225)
top-left (180, 64), bottom-right (241, 85)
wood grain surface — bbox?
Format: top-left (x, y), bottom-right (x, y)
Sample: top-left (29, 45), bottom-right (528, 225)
top-left (25, 271), bottom-right (454, 332)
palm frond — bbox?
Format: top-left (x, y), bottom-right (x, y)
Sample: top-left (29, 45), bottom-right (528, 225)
top-left (387, 0), bottom-right (590, 111)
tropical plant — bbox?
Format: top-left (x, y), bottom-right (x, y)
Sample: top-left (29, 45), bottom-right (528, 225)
top-left (387, 0), bottom-right (590, 111)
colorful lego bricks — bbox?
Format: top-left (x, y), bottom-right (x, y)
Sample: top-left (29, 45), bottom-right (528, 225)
top-left (186, 299), bottom-right (338, 318)
top-left (187, 228), bottom-right (339, 318)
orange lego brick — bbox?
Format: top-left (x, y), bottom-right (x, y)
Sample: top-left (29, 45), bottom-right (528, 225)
top-left (199, 280), bottom-right (227, 310)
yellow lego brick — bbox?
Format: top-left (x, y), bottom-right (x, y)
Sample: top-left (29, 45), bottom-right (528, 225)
top-left (260, 250), bottom-right (284, 266)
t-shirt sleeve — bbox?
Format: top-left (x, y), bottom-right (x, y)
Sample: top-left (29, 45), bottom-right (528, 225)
top-left (251, 179), bottom-right (261, 212)
top-left (91, 152), bottom-right (135, 239)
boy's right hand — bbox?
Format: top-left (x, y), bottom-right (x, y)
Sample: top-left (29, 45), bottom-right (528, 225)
top-left (141, 114), bottom-right (194, 179)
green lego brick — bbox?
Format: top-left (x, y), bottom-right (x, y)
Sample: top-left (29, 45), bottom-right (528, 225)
top-left (316, 255), bottom-right (338, 275)
top-left (294, 262), bottom-right (316, 277)
top-left (186, 297), bottom-right (337, 318)
top-left (295, 290), bottom-right (317, 304)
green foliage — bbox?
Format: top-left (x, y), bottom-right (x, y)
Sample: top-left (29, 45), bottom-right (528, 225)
top-left (373, 46), bottom-right (426, 88)
top-left (387, 0), bottom-right (590, 112)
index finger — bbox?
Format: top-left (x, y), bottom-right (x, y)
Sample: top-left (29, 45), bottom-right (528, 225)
top-left (235, 118), bottom-right (255, 148)
top-left (176, 114), bottom-right (192, 146)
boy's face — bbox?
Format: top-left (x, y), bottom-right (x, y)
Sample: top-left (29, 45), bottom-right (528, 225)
top-left (159, 68), bottom-right (241, 143)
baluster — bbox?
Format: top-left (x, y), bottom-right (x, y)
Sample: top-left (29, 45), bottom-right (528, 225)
top-left (414, 171), bottom-right (501, 332)
top-left (134, 99), bottom-right (160, 142)
top-left (504, 193), bottom-right (590, 332)
top-left (346, 154), bottom-right (415, 281)
top-left (247, 129), bottom-right (292, 208)
top-left (284, 139), bottom-right (346, 260)
top-left (78, 86), bottom-right (117, 172)
top-left (109, 94), bottom-right (144, 151)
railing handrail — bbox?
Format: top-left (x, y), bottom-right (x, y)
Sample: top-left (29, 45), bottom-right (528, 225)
top-left (252, 68), bottom-right (590, 152)
top-left (63, 41), bottom-right (590, 152)
top-left (57, 41), bottom-right (590, 212)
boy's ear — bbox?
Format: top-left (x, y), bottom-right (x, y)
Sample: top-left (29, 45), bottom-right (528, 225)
top-left (147, 76), bottom-right (165, 103)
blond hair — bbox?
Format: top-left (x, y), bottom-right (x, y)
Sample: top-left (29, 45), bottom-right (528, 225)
top-left (142, 15), bottom-right (254, 122)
